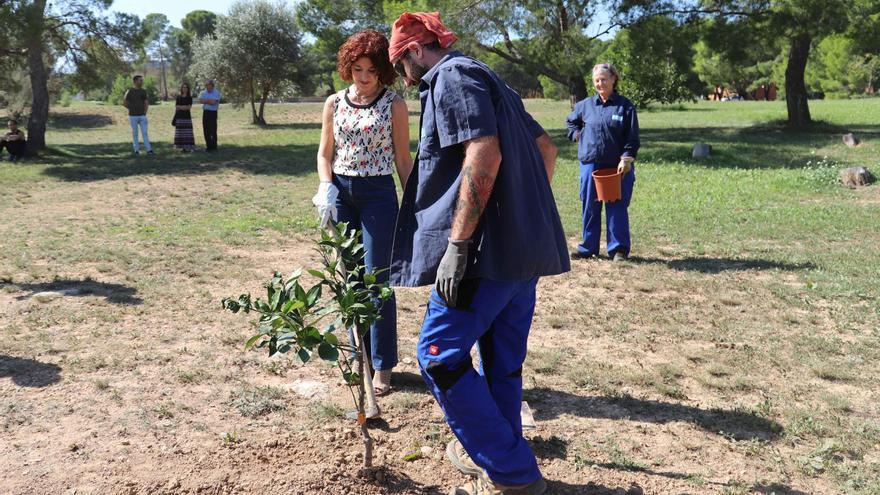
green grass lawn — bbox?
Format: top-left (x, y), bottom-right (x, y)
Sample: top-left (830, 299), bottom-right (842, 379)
top-left (1, 97), bottom-right (879, 493)
top-left (21, 97), bottom-right (879, 299)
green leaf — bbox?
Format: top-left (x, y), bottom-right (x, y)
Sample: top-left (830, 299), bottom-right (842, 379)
top-left (317, 342), bottom-right (339, 362)
top-left (276, 332), bottom-right (295, 343)
top-left (294, 283), bottom-right (307, 303)
top-left (245, 334), bottom-right (262, 350)
top-left (379, 287), bottom-right (394, 300)
top-left (307, 269), bottom-right (325, 280)
top-left (282, 299), bottom-right (305, 313)
top-left (306, 285), bottom-right (322, 307)
top-left (363, 273), bottom-right (377, 285)
top-left (343, 371), bottom-right (361, 385)
top-left (269, 287), bottom-right (281, 311)
top-left (323, 332), bottom-right (338, 346)
top-left (297, 348), bottom-right (310, 364)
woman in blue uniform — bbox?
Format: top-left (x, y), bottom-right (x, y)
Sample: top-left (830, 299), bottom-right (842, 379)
top-left (566, 63), bottom-right (640, 261)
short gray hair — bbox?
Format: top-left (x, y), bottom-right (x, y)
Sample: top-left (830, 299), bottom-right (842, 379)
top-left (205, 79), bottom-right (215, 86)
top-left (592, 63), bottom-right (620, 89)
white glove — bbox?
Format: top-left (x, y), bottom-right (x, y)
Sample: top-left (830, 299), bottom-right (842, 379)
top-left (618, 156), bottom-right (634, 174)
top-left (312, 181), bottom-right (339, 227)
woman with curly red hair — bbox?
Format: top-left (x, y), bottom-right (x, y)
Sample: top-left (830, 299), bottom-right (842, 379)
top-left (312, 29), bottom-right (413, 403)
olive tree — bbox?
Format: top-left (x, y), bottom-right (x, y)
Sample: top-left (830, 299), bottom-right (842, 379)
top-left (190, 0), bottom-right (311, 125)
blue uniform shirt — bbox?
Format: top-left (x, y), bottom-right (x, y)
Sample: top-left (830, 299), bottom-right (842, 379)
top-left (200, 89), bottom-right (221, 111)
top-left (566, 92), bottom-right (640, 166)
top-left (389, 52), bottom-right (570, 287)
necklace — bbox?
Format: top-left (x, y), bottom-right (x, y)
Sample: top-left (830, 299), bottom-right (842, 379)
top-left (350, 85), bottom-right (380, 105)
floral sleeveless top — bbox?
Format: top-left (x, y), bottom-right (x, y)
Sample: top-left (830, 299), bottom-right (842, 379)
top-left (332, 87), bottom-right (396, 177)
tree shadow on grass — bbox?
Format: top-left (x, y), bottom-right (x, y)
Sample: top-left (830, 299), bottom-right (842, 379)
top-left (48, 112), bottom-right (115, 130)
top-left (629, 256), bottom-right (816, 274)
top-left (549, 120), bottom-right (879, 170)
top-left (548, 480), bottom-right (646, 495)
top-left (37, 142), bottom-right (319, 182)
top-left (752, 483), bottom-right (809, 495)
top-left (1, 278), bottom-right (143, 305)
top-left (0, 355), bottom-right (61, 387)
top-left (523, 388), bottom-right (783, 441)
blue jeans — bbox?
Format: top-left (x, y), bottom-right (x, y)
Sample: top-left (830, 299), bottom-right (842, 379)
top-left (129, 115), bottom-right (152, 153)
top-left (333, 174), bottom-right (399, 371)
top-left (418, 278), bottom-right (542, 486)
top-left (578, 162), bottom-right (635, 256)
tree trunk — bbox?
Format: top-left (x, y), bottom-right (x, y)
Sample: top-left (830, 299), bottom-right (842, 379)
top-left (327, 72), bottom-right (336, 93)
top-left (257, 83), bottom-right (268, 126)
top-left (567, 75), bottom-right (589, 108)
top-left (785, 33), bottom-right (812, 128)
top-left (25, 0), bottom-right (49, 151)
top-left (355, 329), bottom-right (373, 468)
top-left (160, 49), bottom-right (169, 101)
top-left (249, 81), bottom-right (260, 125)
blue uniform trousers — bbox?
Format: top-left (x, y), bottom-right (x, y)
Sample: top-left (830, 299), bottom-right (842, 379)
top-left (417, 278), bottom-right (542, 486)
top-left (333, 174), bottom-right (399, 372)
top-left (577, 162), bottom-right (635, 257)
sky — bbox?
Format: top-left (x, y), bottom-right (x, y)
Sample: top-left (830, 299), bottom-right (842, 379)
top-left (109, 0), bottom-right (233, 28)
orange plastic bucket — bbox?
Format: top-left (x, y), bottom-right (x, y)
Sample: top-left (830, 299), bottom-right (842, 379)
top-left (592, 168), bottom-right (623, 202)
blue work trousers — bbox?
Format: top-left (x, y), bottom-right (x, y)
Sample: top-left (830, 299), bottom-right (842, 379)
top-left (418, 278), bottom-right (542, 486)
top-left (578, 162), bottom-right (635, 257)
top-left (333, 174), bottom-right (399, 371)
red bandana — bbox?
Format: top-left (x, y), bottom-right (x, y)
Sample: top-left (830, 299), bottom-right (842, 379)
top-left (388, 12), bottom-right (458, 63)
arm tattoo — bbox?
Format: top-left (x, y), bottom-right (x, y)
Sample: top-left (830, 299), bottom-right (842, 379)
top-left (451, 136), bottom-right (501, 239)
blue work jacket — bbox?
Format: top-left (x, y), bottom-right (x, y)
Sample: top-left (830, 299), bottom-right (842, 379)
top-left (389, 52), bottom-right (570, 287)
top-left (566, 92), bottom-right (640, 166)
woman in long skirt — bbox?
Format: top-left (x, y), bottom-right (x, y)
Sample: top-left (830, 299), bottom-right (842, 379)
top-left (173, 83), bottom-right (196, 151)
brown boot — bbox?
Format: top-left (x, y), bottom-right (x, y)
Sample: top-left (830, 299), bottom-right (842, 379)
top-left (450, 474), bottom-right (547, 495)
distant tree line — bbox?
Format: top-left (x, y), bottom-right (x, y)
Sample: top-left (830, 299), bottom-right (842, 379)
top-left (2, 0), bottom-right (880, 149)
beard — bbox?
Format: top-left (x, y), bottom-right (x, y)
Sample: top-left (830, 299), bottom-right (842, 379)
top-left (406, 60), bottom-right (430, 86)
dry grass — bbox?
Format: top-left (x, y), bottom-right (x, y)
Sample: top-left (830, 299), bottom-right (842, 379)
top-left (0, 100), bottom-right (878, 493)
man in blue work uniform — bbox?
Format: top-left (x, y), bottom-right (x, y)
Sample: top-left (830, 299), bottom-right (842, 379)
top-left (566, 63), bottom-right (640, 261)
top-left (388, 12), bottom-right (570, 495)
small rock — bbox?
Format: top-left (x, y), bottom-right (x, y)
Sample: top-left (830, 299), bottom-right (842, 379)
top-left (165, 479), bottom-right (181, 491)
top-left (840, 167), bottom-right (875, 188)
top-left (419, 446), bottom-right (433, 456)
top-left (402, 357), bottom-right (413, 365)
top-left (842, 133), bottom-right (860, 147)
top-left (692, 143), bottom-right (711, 159)
top-left (33, 291), bottom-right (63, 303)
top-left (289, 379), bottom-right (329, 399)
top-left (32, 288), bottom-right (81, 303)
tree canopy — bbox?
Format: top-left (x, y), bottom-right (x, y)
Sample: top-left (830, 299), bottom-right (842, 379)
top-left (190, 0), bottom-right (311, 125)
top-left (2, 0), bottom-right (144, 149)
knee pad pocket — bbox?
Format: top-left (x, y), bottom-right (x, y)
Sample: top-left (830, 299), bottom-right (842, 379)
top-left (425, 358), bottom-right (473, 392)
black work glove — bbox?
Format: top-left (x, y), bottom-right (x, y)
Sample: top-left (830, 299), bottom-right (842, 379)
top-left (435, 239), bottom-right (470, 306)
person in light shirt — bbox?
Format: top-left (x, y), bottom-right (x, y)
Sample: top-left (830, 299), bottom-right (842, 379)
top-left (311, 29), bottom-right (413, 400)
